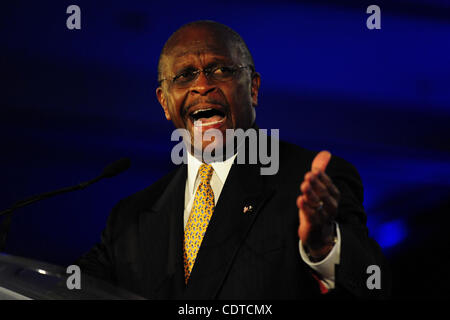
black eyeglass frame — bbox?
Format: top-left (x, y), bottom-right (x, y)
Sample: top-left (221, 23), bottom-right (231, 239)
top-left (158, 64), bottom-right (255, 87)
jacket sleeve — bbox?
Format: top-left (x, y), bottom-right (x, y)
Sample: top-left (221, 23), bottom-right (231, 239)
top-left (326, 155), bottom-right (392, 299)
top-left (73, 200), bottom-right (123, 286)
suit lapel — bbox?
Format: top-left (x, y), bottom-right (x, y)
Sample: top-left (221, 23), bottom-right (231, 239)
top-left (138, 165), bottom-right (187, 299)
top-left (183, 162), bottom-right (275, 299)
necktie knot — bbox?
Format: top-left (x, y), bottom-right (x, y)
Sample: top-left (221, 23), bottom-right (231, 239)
top-left (198, 164), bottom-right (214, 183)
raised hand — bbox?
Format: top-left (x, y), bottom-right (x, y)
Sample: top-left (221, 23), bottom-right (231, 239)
top-left (297, 151), bottom-right (341, 261)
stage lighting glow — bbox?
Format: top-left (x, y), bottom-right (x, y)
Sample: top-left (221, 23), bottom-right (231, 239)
top-left (376, 219), bottom-right (407, 248)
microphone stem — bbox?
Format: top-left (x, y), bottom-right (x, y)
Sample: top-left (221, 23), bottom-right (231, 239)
top-left (0, 177), bottom-right (102, 218)
top-left (0, 157), bottom-right (129, 252)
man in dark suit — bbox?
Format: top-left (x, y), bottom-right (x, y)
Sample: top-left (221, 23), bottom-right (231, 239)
top-left (77, 20), bottom-right (390, 299)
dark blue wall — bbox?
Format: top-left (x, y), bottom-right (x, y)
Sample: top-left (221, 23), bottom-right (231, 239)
top-left (2, 0), bottom-right (450, 297)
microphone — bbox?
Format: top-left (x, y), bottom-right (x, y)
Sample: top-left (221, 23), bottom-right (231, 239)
top-left (0, 158), bottom-right (131, 251)
top-left (100, 157), bottom-right (131, 179)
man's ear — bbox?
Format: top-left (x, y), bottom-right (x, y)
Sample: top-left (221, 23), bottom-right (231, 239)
top-left (156, 87), bottom-right (171, 121)
top-left (251, 72), bottom-right (261, 107)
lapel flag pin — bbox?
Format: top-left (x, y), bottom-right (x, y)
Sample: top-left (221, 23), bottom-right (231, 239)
top-left (243, 205), bottom-right (253, 213)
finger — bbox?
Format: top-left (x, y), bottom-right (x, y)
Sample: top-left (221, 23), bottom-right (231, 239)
top-left (300, 180), bottom-right (321, 205)
top-left (298, 195), bottom-right (319, 222)
top-left (306, 173), bottom-right (338, 217)
top-left (305, 172), bottom-right (331, 207)
top-left (296, 194), bottom-right (302, 209)
top-left (317, 171), bottom-right (340, 199)
top-left (306, 172), bottom-right (328, 199)
top-left (311, 150), bottom-right (331, 173)
top-left (299, 196), bottom-right (329, 234)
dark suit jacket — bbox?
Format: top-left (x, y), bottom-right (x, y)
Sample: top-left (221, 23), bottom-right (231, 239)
top-left (77, 139), bottom-right (390, 299)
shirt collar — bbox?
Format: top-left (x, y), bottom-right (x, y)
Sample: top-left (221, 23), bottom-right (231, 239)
top-left (187, 152), bottom-right (237, 195)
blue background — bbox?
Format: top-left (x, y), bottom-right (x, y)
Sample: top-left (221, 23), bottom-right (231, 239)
top-left (1, 0), bottom-right (450, 297)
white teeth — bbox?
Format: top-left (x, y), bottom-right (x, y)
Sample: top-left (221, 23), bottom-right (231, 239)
top-left (192, 108), bottom-right (213, 115)
top-left (194, 118), bottom-right (225, 127)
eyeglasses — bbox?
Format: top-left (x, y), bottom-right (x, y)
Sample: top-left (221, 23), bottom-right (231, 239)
top-left (159, 65), bottom-right (253, 88)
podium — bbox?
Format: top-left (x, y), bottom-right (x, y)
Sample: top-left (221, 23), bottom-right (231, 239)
top-left (0, 253), bottom-right (145, 299)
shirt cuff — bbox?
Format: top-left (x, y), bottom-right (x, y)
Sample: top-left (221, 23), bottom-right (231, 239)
top-left (298, 222), bottom-right (341, 289)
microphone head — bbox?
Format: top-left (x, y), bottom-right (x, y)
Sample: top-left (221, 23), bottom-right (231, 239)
top-left (100, 158), bottom-right (131, 178)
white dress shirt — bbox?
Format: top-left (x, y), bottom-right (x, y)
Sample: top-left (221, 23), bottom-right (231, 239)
top-left (183, 151), bottom-right (341, 290)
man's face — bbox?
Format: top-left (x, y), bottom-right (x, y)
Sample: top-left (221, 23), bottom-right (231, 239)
top-left (156, 26), bottom-right (260, 153)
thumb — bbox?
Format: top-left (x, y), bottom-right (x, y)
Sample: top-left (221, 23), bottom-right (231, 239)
top-left (311, 150), bottom-right (332, 172)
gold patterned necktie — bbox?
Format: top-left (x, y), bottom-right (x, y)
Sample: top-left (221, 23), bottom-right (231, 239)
top-left (183, 163), bottom-right (215, 284)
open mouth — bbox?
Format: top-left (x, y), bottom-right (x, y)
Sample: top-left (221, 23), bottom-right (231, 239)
top-left (189, 107), bottom-right (226, 127)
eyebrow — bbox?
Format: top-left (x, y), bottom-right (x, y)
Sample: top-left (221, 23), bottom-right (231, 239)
top-left (173, 46), bottom-right (229, 58)
top-left (172, 56), bottom-right (233, 72)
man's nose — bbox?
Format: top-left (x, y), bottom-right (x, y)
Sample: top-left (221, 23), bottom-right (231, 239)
top-left (189, 71), bottom-right (216, 95)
